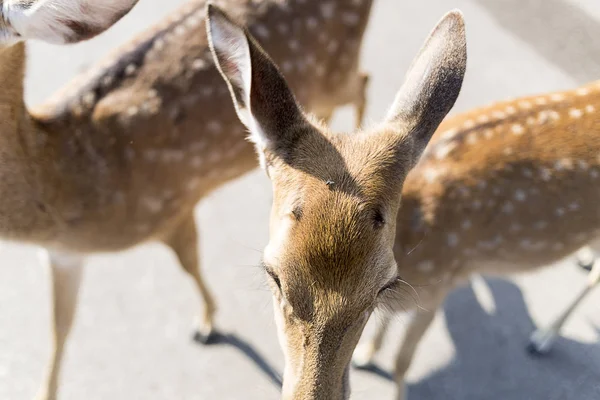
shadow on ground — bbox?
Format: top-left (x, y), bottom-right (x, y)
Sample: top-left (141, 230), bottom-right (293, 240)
top-left (196, 331), bottom-right (283, 390)
top-left (358, 278), bottom-right (600, 399)
top-left (475, 0), bottom-right (600, 84)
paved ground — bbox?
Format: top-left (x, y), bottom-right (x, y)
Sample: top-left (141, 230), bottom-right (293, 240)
top-left (1, 0), bottom-right (600, 399)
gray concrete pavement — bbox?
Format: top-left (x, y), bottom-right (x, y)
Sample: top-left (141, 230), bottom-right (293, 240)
top-left (1, 0), bottom-right (600, 399)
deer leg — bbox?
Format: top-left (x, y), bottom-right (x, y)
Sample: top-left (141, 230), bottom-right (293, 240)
top-left (36, 250), bottom-right (84, 400)
top-left (393, 300), bottom-right (443, 400)
top-left (352, 312), bottom-right (394, 368)
top-left (528, 258), bottom-right (600, 355)
top-left (353, 72), bottom-right (370, 129)
top-left (164, 216), bottom-right (216, 344)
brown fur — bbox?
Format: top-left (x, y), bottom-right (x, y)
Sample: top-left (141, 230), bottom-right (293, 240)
top-left (0, 1), bottom-right (374, 399)
top-left (208, 7), bottom-right (466, 399)
top-left (354, 80), bottom-right (600, 400)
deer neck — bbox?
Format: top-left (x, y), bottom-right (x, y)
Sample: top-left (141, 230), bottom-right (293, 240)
top-left (0, 43), bottom-right (57, 243)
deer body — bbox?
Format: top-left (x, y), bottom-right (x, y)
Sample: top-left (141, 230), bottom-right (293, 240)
top-left (0, 0), bottom-right (373, 398)
top-left (353, 81), bottom-right (600, 399)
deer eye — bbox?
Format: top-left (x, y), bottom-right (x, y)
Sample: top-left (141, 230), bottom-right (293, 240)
top-left (265, 267), bottom-right (282, 292)
top-left (373, 209), bottom-right (386, 229)
top-left (378, 276), bottom-right (400, 296)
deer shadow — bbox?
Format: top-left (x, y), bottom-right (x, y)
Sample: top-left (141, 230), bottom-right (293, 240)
top-left (475, 0), bottom-right (600, 84)
top-left (195, 330), bottom-right (283, 390)
top-left (409, 278), bottom-right (600, 399)
top-left (357, 278), bottom-right (600, 399)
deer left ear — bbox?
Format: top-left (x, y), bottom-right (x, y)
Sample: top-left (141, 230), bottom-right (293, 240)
top-left (206, 3), bottom-right (309, 169)
top-left (2, 0), bottom-right (139, 44)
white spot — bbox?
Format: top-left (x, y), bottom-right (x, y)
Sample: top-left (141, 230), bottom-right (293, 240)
top-left (472, 199), bottom-right (482, 210)
top-left (144, 149), bottom-right (159, 161)
top-left (484, 130), bottom-right (493, 139)
top-left (569, 108), bottom-right (583, 119)
top-left (153, 38), bottom-right (165, 51)
top-left (502, 202), bottom-right (514, 214)
top-left (186, 14), bottom-right (201, 28)
top-left (463, 119), bottom-right (475, 128)
top-left (492, 111), bottom-right (505, 119)
top-left (511, 124), bottom-right (524, 135)
top-left (447, 233), bottom-right (459, 247)
top-left (341, 11), bottom-right (360, 26)
top-left (522, 168), bottom-right (533, 178)
top-left (555, 158), bottom-right (573, 170)
top-left (435, 142), bottom-right (457, 160)
top-left (192, 59), bottom-right (207, 71)
top-left (277, 23), bottom-right (289, 34)
top-left (141, 197), bottom-right (163, 213)
top-left (555, 207), bottom-right (565, 217)
top-left (477, 115), bottom-right (490, 124)
top-left (161, 150), bottom-right (184, 163)
top-left (548, 110), bottom-right (561, 121)
top-left (187, 177), bottom-right (201, 191)
top-left (306, 17), bottom-right (318, 30)
top-left (463, 248), bottom-right (476, 257)
top-left (576, 88), bottom-right (590, 96)
top-left (101, 75), bottom-right (114, 88)
top-left (201, 87), bottom-right (214, 97)
top-left (535, 97), bottom-right (547, 105)
top-left (540, 167), bottom-right (552, 181)
top-left (520, 239), bottom-right (546, 251)
top-left (208, 151), bottom-right (221, 164)
top-left (505, 106), bottom-right (517, 115)
top-left (441, 129), bottom-right (458, 140)
top-left (568, 202), bottom-right (580, 211)
top-left (423, 167), bottom-right (441, 183)
top-left (175, 25), bottom-right (186, 36)
top-left (534, 221), bottom-right (548, 230)
top-left (281, 61), bottom-right (293, 73)
top-left (519, 101), bottom-right (532, 109)
top-left (478, 235), bottom-right (503, 250)
top-left (466, 133), bottom-right (477, 144)
top-left (127, 106), bottom-right (138, 117)
top-left (190, 156), bottom-right (203, 168)
top-left (550, 94), bottom-right (564, 102)
top-left (125, 64), bottom-right (136, 76)
top-left (327, 39), bottom-right (339, 53)
top-left (585, 105), bottom-right (595, 113)
top-left (417, 260), bottom-right (434, 272)
top-left (577, 160), bottom-right (589, 170)
top-left (526, 117), bottom-right (536, 125)
top-left (207, 121), bottom-right (222, 133)
top-left (514, 189), bottom-right (527, 202)
top-left (82, 92), bottom-right (95, 107)
top-left (591, 169), bottom-right (599, 179)
top-left (477, 180), bottom-right (487, 189)
top-left (320, 2), bottom-right (335, 19)
top-left (253, 25), bottom-right (270, 39)
top-left (461, 219), bottom-right (472, 230)
top-left (510, 223), bottom-right (521, 233)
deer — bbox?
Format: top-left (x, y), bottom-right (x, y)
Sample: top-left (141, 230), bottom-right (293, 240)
top-left (0, 0), bottom-right (374, 399)
top-left (207, 4), bottom-right (467, 399)
top-left (346, 79), bottom-right (600, 399)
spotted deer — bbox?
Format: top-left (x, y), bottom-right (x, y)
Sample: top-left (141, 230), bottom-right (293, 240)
top-left (207, 5), bottom-right (467, 399)
top-left (0, 0), bottom-right (373, 399)
top-left (349, 81), bottom-right (600, 399)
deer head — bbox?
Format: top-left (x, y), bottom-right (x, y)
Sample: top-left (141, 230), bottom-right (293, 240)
top-left (0, 0), bottom-right (140, 46)
top-left (207, 4), bottom-right (467, 398)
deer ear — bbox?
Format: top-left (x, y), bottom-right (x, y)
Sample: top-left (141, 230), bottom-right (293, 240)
top-left (386, 10), bottom-right (467, 165)
top-left (2, 0), bottom-right (139, 44)
top-left (206, 4), bottom-right (308, 169)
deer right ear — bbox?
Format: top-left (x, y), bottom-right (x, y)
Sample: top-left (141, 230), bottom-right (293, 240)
top-left (2, 0), bottom-right (139, 45)
top-left (206, 4), bottom-right (308, 169)
top-left (386, 10), bottom-right (467, 166)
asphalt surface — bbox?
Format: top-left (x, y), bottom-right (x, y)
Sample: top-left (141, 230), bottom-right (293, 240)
top-left (1, 0), bottom-right (600, 399)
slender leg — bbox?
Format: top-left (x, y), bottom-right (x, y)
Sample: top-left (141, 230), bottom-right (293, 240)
top-left (353, 72), bottom-right (370, 129)
top-left (352, 312), bottom-right (394, 368)
top-left (36, 250), bottom-right (85, 400)
top-left (394, 297), bottom-right (444, 400)
top-left (528, 259), bottom-right (600, 354)
top-left (164, 216), bottom-right (216, 344)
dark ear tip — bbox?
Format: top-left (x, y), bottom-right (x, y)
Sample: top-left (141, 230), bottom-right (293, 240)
top-left (206, 2), bottom-right (227, 24)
